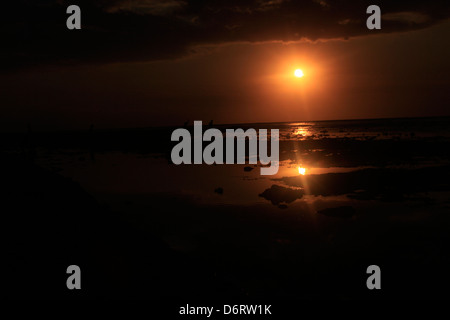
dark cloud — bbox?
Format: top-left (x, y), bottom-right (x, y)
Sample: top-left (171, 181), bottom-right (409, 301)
top-left (1, 0), bottom-right (449, 72)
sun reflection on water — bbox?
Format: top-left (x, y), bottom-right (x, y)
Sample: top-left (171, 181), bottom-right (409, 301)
top-left (293, 127), bottom-right (311, 138)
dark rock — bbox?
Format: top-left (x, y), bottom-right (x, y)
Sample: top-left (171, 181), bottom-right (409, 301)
top-left (259, 185), bottom-right (304, 206)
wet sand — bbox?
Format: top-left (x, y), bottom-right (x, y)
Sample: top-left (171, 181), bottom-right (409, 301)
top-left (2, 117), bottom-right (450, 299)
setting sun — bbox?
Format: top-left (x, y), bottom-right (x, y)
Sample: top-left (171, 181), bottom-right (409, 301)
top-left (294, 69), bottom-right (304, 78)
top-left (298, 167), bottom-right (306, 175)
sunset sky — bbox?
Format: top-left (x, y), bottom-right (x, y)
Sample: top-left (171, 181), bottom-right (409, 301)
top-left (1, 0), bottom-right (450, 131)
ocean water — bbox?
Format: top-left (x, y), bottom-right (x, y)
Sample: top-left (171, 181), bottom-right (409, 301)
top-left (227, 116), bottom-right (450, 141)
top-left (5, 116), bottom-right (450, 299)
top-left (20, 116), bottom-right (449, 207)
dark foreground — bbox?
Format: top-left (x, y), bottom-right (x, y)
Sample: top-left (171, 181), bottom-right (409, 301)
top-left (2, 117), bottom-right (450, 300)
top-left (1, 156), bottom-right (450, 300)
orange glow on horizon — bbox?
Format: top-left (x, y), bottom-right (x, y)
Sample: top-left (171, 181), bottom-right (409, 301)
top-left (298, 167), bottom-right (306, 175)
top-left (246, 52), bottom-right (331, 122)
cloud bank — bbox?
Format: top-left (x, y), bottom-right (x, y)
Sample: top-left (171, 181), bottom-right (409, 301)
top-left (1, 0), bottom-right (449, 71)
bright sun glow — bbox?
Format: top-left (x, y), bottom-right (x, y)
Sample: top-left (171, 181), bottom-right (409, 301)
top-left (294, 69), bottom-right (304, 78)
top-left (298, 167), bottom-right (306, 175)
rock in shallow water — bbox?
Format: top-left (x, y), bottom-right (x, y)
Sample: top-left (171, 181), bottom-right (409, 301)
top-left (259, 184), bottom-right (304, 206)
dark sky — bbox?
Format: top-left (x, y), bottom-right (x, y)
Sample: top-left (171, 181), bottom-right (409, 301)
top-left (1, 0), bottom-right (450, 131)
